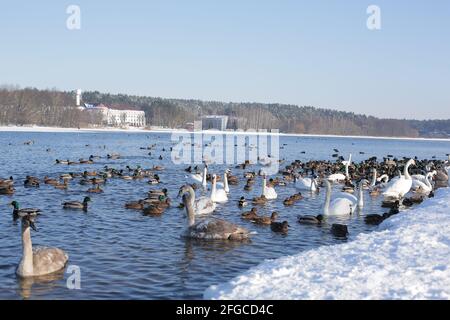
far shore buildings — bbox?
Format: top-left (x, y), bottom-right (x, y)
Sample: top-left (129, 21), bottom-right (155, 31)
top-left (201, 115), bottom-right (228, 131)
top-left (79, 103), bottom-right (146, 127)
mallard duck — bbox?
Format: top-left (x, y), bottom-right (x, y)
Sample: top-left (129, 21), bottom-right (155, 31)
top-left (63, 197), bottom-right (91, 211)
top-left (87, 185), bottom-right (103, 193)
top-left (125, 200), bottom-right (145, 210)
top-left (44, 176), bottom-right (59, 186)
top-left (56, 159), bottom-right (69, 165)
top-left (271, 221), bottom-right (289, 234)
top-left (60, 173), bottom-right (73, 180)
top-left (252, 212), bottom-right (278, 225)
top-left (364, 214), bottom-right (384, 225)
top-left (54, 179), bottom-right (69, 190)
top-left (0, 186), bottom-right (15, 195)
top-left (291, 193), bottom-right (303, 201)
top-left (143, 204), bottom-right (166, 216)
top-left (238, 197), bottom-right (248, 207)
top-left (252, 195), bottom-right (267, 205)
top-left (298, 214), bottom-right (324, 225)
top-left (10, 201), bottom-right (41, 216)
top-left (241, 208), bottom-right (258, 220)
top-left (147, 174), bottom-right (160, 185)
top-left (331, 224), bottom-right (349, 237)
top-left (24, 176), bottom-right (40, 187)
top-left (283, 197), bottom-right (295, 206)
top-left (148, 188), bottom-right (168, 198)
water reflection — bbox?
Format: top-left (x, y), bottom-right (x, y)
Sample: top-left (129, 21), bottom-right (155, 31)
top-left (17, 270), bottom-right (66, 300)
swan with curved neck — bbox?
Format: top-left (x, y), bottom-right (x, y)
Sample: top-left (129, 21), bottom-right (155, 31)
top-left (15, 212), bottom-right (68, 278)
top-left (211, 174), bottom-right (228, 203)
top-left (179, 185), bottom-right (216, 215)
top-left (180, 190), bottom-right (250, 240)
top-left (323, 180), bottom-right (363, 216)
top-left (295, 175), bottom-right (318, 192)
top-left (262, 176), bottom-right (277, 200)
top-left (413, 172), bottom-right (434, 194)
top-left (383, 159), bottom-right (415, 199)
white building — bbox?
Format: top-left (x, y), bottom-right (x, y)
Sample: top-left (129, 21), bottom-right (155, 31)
top-left (81, 103), bottom-right (146, 127)
top-left (201, 115), bottom-right (229, 131)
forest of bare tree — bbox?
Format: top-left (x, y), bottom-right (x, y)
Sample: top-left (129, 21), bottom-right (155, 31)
top-left (1, 86), bottom-right (449, 138)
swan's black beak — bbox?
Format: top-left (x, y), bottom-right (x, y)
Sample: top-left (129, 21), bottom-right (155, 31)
top-left (30, 221), bottom-right (38, 232)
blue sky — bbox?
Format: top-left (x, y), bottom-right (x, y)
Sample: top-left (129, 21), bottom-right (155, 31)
top-left (0, 0), bottom-right (449, 119)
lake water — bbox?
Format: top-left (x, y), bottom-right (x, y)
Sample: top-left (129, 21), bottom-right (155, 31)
top-left (0, 131), bottom-right (449, 299)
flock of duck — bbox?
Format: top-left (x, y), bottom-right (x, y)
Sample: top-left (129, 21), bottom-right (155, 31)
top-left (1, 143), bottom-right (450, 280)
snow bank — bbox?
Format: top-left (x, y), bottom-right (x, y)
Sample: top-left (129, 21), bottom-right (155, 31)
top-left (204, 188), bottom-right (450, 300)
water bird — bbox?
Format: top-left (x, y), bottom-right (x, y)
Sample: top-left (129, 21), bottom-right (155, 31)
top-left (63, 197), bottom-right (91, 211)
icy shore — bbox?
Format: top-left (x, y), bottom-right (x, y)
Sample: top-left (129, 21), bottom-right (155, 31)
top-left (205, 188), bottom-right (450, 300)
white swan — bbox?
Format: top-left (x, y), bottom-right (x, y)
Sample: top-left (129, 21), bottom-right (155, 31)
top-left (178, 185), bottom-right (216, 215)
top-left (190, 166), bottom-right (207, 188)
top-left (16, 212), bottom-right (69, 278)
top-left (412, 172), bottom-right (434, 194)
top-left (370, 168), bottom-right (377, 188)
top-left (295, 175), bottom-right (318, 192)
top-left (216, 170), bottom-right (230, 193)
top-left (328, 154), bottom-right (352, 182)
top-left (180, 192), bottom-right (250, 240)
top-left (211, 174), bottom-right (228, 203)
top-left (323, 180), bottom-right (357, 216)
top-left (262, 175), bottom-right (277, 200)
top-left (382, 159), bottom-right (415, 199)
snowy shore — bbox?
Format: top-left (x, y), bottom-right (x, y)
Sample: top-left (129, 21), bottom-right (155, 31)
top-left (204, 187), bottom-right (450, 300)
top-left (1, 125), bottom-right (449, 141)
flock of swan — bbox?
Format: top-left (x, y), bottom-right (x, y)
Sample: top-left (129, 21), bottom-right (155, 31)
top-left (1, 143), bottom-right (450, 281)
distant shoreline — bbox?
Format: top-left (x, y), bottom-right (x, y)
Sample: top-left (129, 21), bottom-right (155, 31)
top-left (1, 125), bottom-right (450, 142)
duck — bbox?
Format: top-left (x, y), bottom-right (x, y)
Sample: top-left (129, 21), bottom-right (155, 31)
top-left (177, 185), bottom-right (216, 215)
top-left (0, 186), bottom-right (15, 195)
top-left (147, 174), bottom-right (161, 185)
top-left (63, 197), bottom-right (91, 211)
top-left (15, 211), bottom-right (68, 278)
top-left (252, 212), bottom-right (278, 225)
top-left (44, 176), bottom-right (59, 186)
top-left (298, 214), bottom-right (324, 225)
top-left (87, 184), bottom-right (103, 193)
top-left (252, 195), bottom-right (268, 205)
top-left (238, 197), bottom-right (248, 207)
top-left (143, 204), bottom-right (166, 216)
top-left (125, 200), bottom-right (145, 210)
top-left (331, 224), bottom-right (349, 237)
top-left (24, 176), bottom-right (40, 187)
top-left (180, 193), bottom-right (250, 240)
top-left (283, 197), bottom-right (295, 206)
top-left (270, 221), bottom-right (289, 234)
top-left (54, 179), bottom-right (69, 190)
top-left (55, 159), bottom-right (69, 165)
top-left (241, 208), bottom-right (258, 220)
top-left (10, 201), bottom-right (41, 216)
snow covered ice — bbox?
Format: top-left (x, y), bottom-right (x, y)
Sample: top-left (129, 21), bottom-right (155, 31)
top-left (205, 188), bottom-right (450, 300)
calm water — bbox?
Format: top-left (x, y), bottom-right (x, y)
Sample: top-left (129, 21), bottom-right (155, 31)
top-left (0, 131), bottom-right (449, 300)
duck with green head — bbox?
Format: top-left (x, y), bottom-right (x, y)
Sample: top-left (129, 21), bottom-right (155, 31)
top-left (10, 201), bottom-right (41, 216)
top-left (62, 197), bottom-right (92, 211)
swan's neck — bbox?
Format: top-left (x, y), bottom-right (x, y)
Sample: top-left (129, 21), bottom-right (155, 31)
top-left (345, 164), bottom-right (349, 179)
top-left (211, 177), bottom-right (217, 199)
top-left (323, 182), bottom-right (331, 215)
top-left (262, 177), bottom-right (267, 195)
top-left (425, 174), bottom-right (433, 188)
top-left (224, 172), bottom-right (229, 192)
top-left (202, 167), bottom-right (207, 186)
top-left (404, 161), bottom-right (412, 180)
top-left (184, 195), bottom-right (196, 227)
top-left (20, 224), bottom-right (34, 276)
top-left (371, 169), bottom-right (377, 187)
top-left (188, 187), bottom-right (196, 207)
top-left (358, 184), bottom-right (364, 208)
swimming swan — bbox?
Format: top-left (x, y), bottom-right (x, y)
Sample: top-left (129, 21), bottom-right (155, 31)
top-left (262, 175), bottom-right (277, 200)
top-left (15, 212), bottom-right (68, 278)
top-left (211, 174), bottom-right (228, 203)
top-left (382, 159), bottom-right (415, 199)
top-left (178, 185), bottom-right (216, 215)
top-left (323, 180), bottom-right (363, 216)
top-left (295, 175), bottom-right (318, 192)
top-left (190, 166), bottom-right (208, 188)
top-left (180, 192), bottom-right (250, 240)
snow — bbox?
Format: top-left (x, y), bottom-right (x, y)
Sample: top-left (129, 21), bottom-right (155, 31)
top-left (204, 188), bottom-right (450, 300)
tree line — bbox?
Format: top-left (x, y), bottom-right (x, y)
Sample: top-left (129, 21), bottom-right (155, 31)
top-left (1, 86), bottom-right (448, 138)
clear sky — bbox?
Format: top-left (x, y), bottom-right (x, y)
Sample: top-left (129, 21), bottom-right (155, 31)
top-left (0, 0), bottom-right (449, 120)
